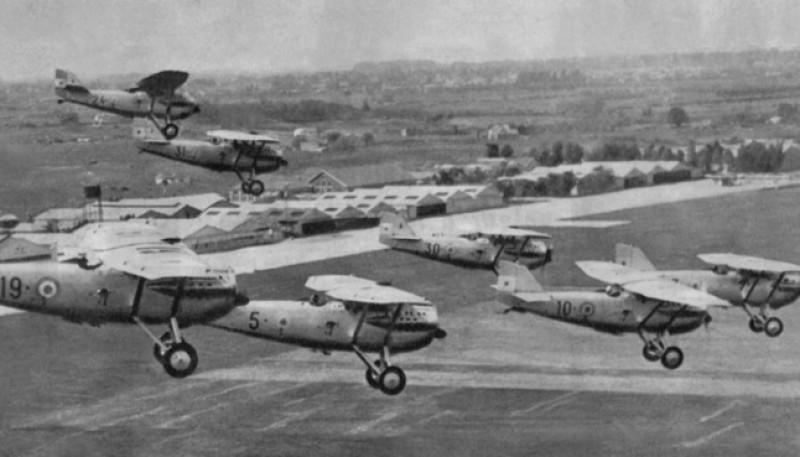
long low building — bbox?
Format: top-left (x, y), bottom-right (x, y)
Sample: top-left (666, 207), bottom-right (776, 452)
top-left (500, 161), bottom-right (699, 196)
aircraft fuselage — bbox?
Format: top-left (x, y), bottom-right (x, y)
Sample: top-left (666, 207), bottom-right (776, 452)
top-left (208, 299), bottom-right (442, 353)
top-left (0, 260), bottom-right (239, 327)
top-left (499, 289), bottom-right (708, 335)
top-left (134, 139), bottom-right (286, 174)
top-left (56, 88), bottom-right (198, 120)
top-left (386, 236), bottom-right (550, 270)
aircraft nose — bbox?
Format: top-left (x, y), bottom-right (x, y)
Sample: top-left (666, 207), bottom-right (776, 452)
top-left (434, 328), bottom-right (447, 339)
top-left (193, 104), bottom-right (201, 114)
top-left (544, 246), bottom-right (554, 263)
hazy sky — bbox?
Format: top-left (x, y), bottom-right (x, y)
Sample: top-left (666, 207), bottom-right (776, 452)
top-left (1, 0), bottom-right (799, 81)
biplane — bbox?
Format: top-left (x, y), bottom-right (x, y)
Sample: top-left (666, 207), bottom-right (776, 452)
top-left (495, 261), bottom-right (728, 369)
top-left (208, 275), bottom-right (446, 395)
top-left (0, 223), bottom-right (248, 378)
top-left (379, 212), bottom-right (553, 270)
top-left (133, 120), bottom-right (288, 195)
top-left (55, 69), bottom-right (199, 139)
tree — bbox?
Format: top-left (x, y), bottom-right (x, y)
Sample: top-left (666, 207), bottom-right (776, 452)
top-left (500, 144), bottom-right (515, 158)
top-left (667, 106), bottom-right (689, 128)
top-left (563, 142), bottom-right (585, 164)
top-left (486, 143), bottom-right (500, 158)
top-left (362, 132), bottom-right (375, 146)
top-left (778, 103), bottom-right (797, 121)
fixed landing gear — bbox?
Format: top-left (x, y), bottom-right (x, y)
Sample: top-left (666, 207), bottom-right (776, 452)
top-left (744, 305), bottom-right (783, 338)
top-left (240, 179), bottom-right (265, 196)
top-left (162, 123), bottom-right (179, 140)
top-left (357, 354), bottom-right (407, 396)
top-left (638, 331), bottom-right (684, 370)
top-left (147, 111), bottom-right (180, 140)
top-left (136, 316), bottom-right (199, 379)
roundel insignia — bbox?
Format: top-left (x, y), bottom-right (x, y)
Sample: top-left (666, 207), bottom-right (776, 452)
top-left (579, 302), bottom-right (595, 317)
top-left (37, 278), bottom-right (59, 299)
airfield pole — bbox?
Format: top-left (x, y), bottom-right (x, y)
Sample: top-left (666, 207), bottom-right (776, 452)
top-left (84, 184), bottom-right (103, 222)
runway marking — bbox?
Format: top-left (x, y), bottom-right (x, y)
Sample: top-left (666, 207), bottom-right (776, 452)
top-left (680, 422), bottom-right (745, 448)
top-left (201, 381), bottom-right (261, 401)
top-left (417, 410), bottom-right (456, 426)
top-left (510, 391), bottom-right (580, 417)
top-left (700, 400), bottom-right (745, 423)
top-left (346, 411), bottom-right (401, 435)
top-left (153, 430), bottom-right (198, 447)
top-left (156, 403), bottom-right (226, 429)
top-left (256, 406), bottom-right (325, 432)
top-left (101, 406), bottom-right (167, 428)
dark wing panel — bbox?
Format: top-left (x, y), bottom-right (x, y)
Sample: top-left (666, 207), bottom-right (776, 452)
top-left (130, 70), bottom-right (189, 96)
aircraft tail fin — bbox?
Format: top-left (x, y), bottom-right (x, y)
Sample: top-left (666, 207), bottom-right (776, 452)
top-left (614, 243), bottom-right (656, 271)
top-left (494, 260), bottom-right (544, 294)
top-left (379, 212), bottom-right (420, 245)
top-left (54, 69), bottom-right (89, 97)
top-left (132, 118), bottom-right (169, 144)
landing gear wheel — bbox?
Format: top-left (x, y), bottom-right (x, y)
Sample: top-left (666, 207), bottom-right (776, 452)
top-left (642, 343), bottom-right (661, 362)
top-left (162, 342), bottom-right (198, 378)
top-left (764, 317), bottom-right (784, 338)
top-left (162, 123), bottom-right (179, 140)
top-left (749, 318), bottom-right (764, 333)
top-left (241, 181), bottom-right (252, 194)
top-left (365, 369), bottom-right (379, 389)
top-left (660, 346), bottom-right (683, 370)
top-left (248, 180), bottom-right (265, 196)
top-left (152, 332), bottom-right (173, 364)
top-left (377, 366), bottom-right (406, 396)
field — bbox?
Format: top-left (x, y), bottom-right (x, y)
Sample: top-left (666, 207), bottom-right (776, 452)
top-left (2, 187), bottom-right (800, 456)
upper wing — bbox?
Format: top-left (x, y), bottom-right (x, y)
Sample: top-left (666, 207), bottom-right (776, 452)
top-left (74, 223), bottom-right (217, 280)
top-left (95, 244), bottom-right (220, 280)
top-left (575, 260), bottom-right (657, 284)
top-left (130, 70), bottom-right (189, 97)
top-left (473, 227), bottom-right (552, 240)
top-left (207, 130), bottom-right (280, 144)
top-left (624, 279), bottom-right (730, 310)
top-left (698, 253), bottom-right (800, 273)
top-left (305, 275), bottom-right (378, 292)
top-left (326, 284), bottom-right (429, 305)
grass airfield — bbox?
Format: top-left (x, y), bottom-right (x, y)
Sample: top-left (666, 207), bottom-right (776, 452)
top-left (3, 187), bottom-right (800, 456)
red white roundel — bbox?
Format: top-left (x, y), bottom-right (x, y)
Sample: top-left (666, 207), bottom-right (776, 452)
top-left (37, 278), bottom-right (59, 298)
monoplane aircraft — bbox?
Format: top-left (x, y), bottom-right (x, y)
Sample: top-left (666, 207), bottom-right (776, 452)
top-left (593, 244), bottom-right (800, 337)
top-left (55, 69), bottom-right (199, 139)
top-left (379, 212), bottom-right (553, 270)
top-left (495, 261), bottom-right (728, 369)
top-left (208, 275), bottom-right (446, 395)
top-left (0, 223), bottom-right (248, 378)
top-left (133, 120), bottom-right (288, 195)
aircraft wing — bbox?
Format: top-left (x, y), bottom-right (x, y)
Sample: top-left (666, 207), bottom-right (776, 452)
top-left (326, 284), bottom-right (430, 305)
top-left (95, 244), bottom-right (219, 280)
top-left (698, 253), bottom-right (800, 273)
top-left (575, 260), bottom-right (656, 284)
top-left (130, 70), bottom-right (189, 97)
top-left (472, 227), bottom-right (552, 240)
top-left (624, 280), bottom-right (730, 310)
top-left (305, 275), bottom-right (379, 292)
top-left (207, 130), bottom-right (280, 144)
